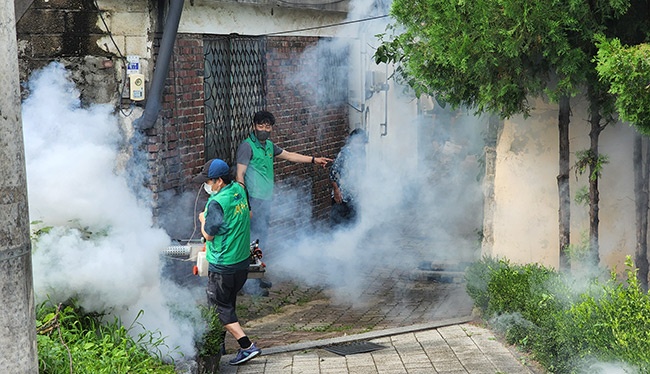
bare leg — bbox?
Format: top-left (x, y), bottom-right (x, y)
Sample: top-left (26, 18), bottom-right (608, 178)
top-left (224, 322), bottom-right (246, 341)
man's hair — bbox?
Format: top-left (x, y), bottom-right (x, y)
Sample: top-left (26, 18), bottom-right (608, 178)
top-left (220, 165), bottom-right (236, 185)
top-left (253, 110), bottom-right (275, 126)
top-left (220, 172), bottom-right (234, 185)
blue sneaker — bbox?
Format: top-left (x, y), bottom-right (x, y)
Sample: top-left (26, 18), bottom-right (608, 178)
top-left (228, 343), bottom-right (261, 365)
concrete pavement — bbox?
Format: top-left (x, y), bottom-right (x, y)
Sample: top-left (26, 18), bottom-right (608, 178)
top-left (215, 264), bottom-right (543, 373)
top-left (219, 319), bottom-right (538, 373)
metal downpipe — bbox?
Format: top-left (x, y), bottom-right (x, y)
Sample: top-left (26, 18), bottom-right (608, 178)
top-left (135, 0), bottom-right (185, 131)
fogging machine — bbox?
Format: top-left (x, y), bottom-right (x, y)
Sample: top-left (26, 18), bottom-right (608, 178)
top-left (163, 240), bottom-right (266, 279)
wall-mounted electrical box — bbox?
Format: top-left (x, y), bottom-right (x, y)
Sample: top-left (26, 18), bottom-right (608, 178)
top-left (129, 73), bottom-right (145, 101)
top-left (126, 55), bottom-right (140, 75)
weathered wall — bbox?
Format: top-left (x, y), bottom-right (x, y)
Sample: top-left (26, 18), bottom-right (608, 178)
top-left (179, 1), bottom-right (347, 36)
top-left (16, 0), bottom-right (118, 104)
top-left (486, 96), bottom-right (638, 270)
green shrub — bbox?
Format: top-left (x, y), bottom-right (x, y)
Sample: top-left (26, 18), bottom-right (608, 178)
top-left (36, 300), bottom-right (176, 374)
top-left (465, 256), bottom-right (508, 312)
top-left (466, 257), bottom-right (571, 321)
top-left (465, 256), bottom-right (650, 374)
top-left (563, 257), bottom-right (650, 372)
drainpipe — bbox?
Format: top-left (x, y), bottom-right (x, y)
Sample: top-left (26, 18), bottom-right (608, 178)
top-left (379, 64), bottom-right (389, 136)
top-left (134, 0), bottom-right (185, 131)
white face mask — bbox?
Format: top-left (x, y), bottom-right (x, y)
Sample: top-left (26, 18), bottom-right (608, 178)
top-left (203, 182), bottom-right (217, 195)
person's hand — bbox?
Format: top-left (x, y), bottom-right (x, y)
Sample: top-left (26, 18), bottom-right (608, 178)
top-left (333, 188), bottom-right (343, 204)
top-left (314, 156), bottom-right (332, 167)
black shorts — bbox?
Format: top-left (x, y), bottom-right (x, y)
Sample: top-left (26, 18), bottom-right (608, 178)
top-left (206, 268), bottom-right (248, 325)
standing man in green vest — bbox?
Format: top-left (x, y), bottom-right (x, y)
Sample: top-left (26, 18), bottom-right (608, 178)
top-left (196, 158), bottom-right (261, 365)
top-left (236, 110), bottom-right (331, 295)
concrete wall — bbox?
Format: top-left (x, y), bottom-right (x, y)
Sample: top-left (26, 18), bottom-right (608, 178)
top-left (94, 0), bottom-right (152, 83)
top-left (179, 2), bottom-right (347, 37)
top-left (486, 96), bottom-right (638, 270)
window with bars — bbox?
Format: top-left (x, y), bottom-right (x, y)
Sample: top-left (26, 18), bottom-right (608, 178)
top-left (203, 35), bottom-right (267, 165)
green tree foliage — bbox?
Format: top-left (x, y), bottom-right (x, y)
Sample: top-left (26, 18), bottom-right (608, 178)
top-left (375, 0), bottom-right (647, 112)
top-left (374, 0), bottom-right (595, 117)
top-left (595, 38), bottom-right (650, 134)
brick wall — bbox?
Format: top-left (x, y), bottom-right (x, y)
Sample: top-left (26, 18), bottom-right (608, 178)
top-left (152, 34), bottom-right (349, 239)
top-left (265, 36), bottom-right (349, 242)
top-left (147, 34), bottom-right (206, 198)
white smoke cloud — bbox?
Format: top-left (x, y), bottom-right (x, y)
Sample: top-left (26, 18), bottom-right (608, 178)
top-left (23, 62), bottom-right (200, 360)
top-left (267, 0), bottom-right (487, 306)
top-left (584, 361), bottom-right (640, 374)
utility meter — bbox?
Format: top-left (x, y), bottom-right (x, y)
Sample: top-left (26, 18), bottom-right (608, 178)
top-left (129, 73), bottom-right (145, 101)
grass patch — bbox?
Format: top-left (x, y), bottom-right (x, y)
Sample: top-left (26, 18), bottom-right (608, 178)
top-left (36, 300), bottom-right (176, 374)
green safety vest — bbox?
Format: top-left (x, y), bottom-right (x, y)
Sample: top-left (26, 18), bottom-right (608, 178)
top-left (205, 182), bottom-right (251, 266)
top-left (244, 134), bottom-right (275, 200)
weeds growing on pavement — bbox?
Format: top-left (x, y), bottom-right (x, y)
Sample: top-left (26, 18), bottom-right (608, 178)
top-left (465, 256), bottom-right (650, 374)
top-left (196, 305), bottom-right (224, 357)
top-left (36, 299), bottom-right (176, 374)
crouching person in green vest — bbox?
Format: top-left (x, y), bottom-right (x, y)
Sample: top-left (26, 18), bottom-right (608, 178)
top-left (195, 158), bottom-right (261, 366)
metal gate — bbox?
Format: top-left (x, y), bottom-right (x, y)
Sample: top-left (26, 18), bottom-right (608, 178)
top-left (203, 35), bottom-right (267, 165)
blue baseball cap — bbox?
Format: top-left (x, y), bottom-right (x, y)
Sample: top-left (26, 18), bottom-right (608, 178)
top-left (194, 158), bottom-right (230, 182)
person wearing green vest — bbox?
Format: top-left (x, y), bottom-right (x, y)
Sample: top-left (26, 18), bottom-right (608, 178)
top-left (236, 110), bottom-right (331, 295)
top-left (195, 158), bottom-right (261, 366)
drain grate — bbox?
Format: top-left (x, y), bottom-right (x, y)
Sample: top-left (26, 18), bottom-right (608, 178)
top-left (324, 341), bottom-right (387, 356)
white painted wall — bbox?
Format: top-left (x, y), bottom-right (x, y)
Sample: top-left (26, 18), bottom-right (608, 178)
top-left (179, 2), bottom-right (347, 37)
top-left (490, 95), bottom-right (637, 269)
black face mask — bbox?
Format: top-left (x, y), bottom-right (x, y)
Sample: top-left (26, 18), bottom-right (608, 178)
top-left (255, 130), bottom-right (270, 142)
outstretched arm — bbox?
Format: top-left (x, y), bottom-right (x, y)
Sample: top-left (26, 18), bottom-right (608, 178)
top-left (236, 163), bottom-right (247, 184)
top-left (277, 150), bottom-right (332, 167)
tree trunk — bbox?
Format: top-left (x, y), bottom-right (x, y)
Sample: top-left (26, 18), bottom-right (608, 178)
top-left (0, 1), bottom-right (39, 371)
top-left (634, 132), bottom-right (649, 291)
top-left (588, 106), bottom-right (603, 266)
top-left (557, 95), bottom-right (571, 270)
top-left (480, 115), bottom-right (501, 257)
